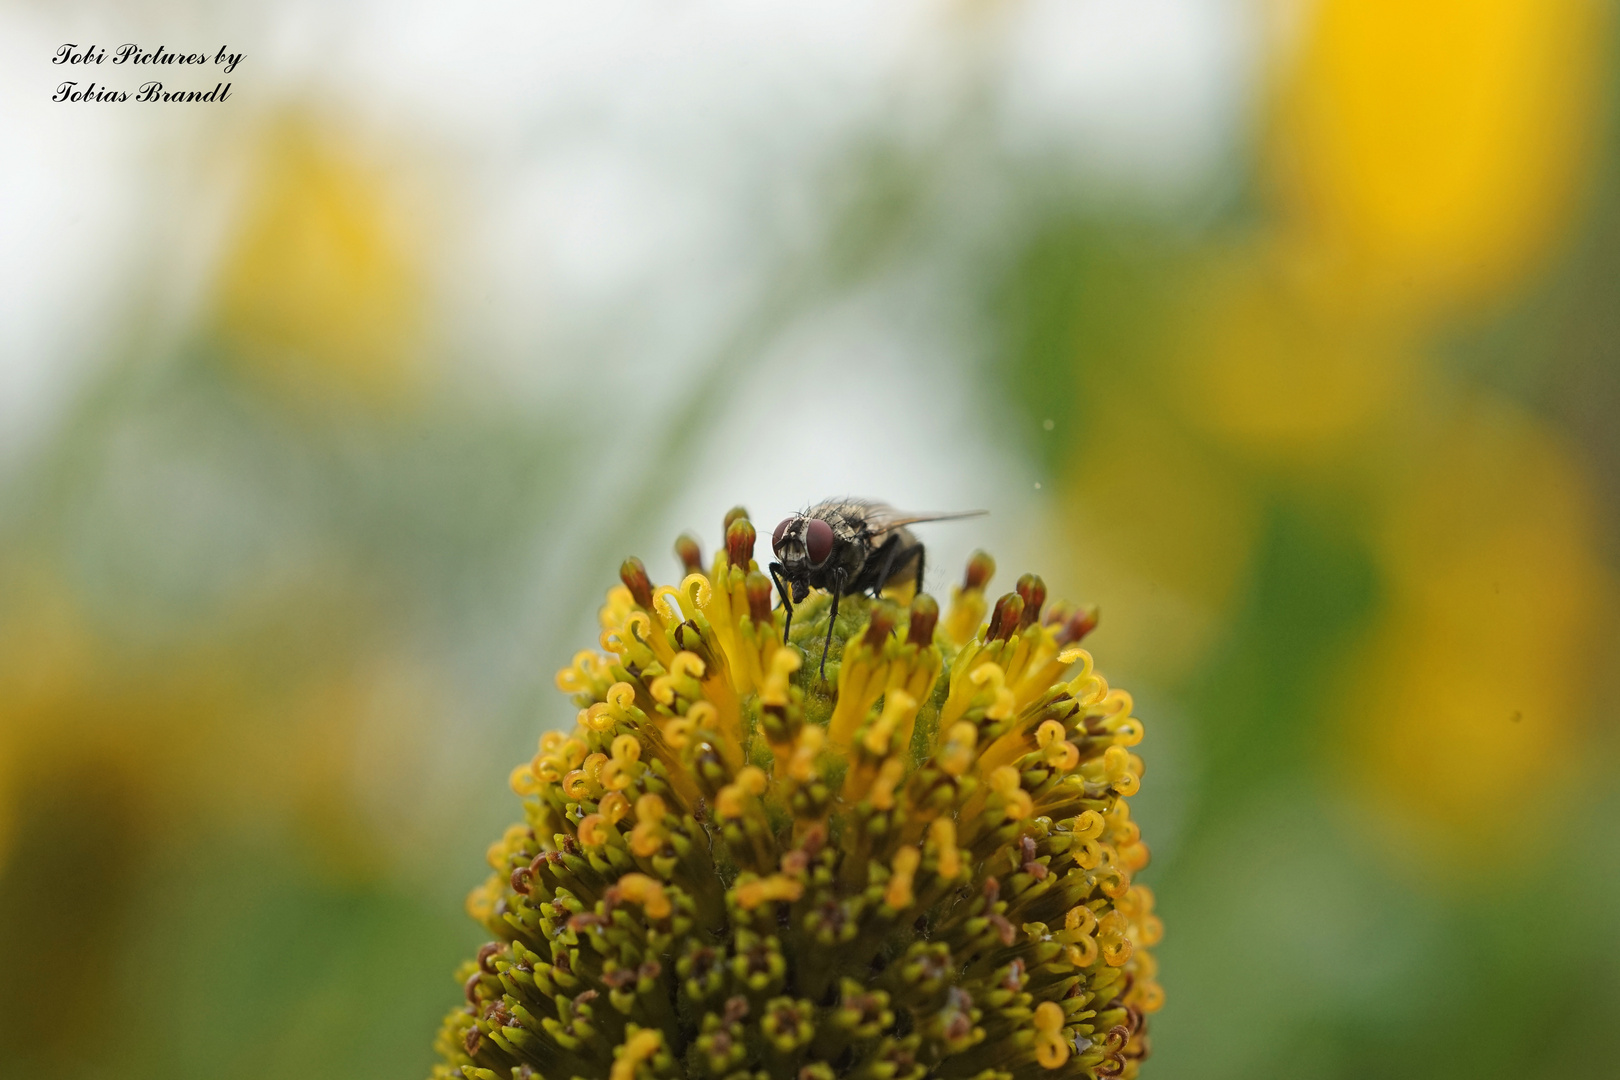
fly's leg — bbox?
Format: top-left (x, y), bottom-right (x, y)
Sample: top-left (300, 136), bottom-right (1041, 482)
top-left (869, 536), bottom-right (901, 599)
top-left (821, 567), bottom-right (847, 681)
top-left (913, 544), bottom-right (926, 600)
top-left (770, 562), bottom-right (795, 645)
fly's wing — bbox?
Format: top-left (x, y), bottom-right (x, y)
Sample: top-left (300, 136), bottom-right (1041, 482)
top-left (856, 500), bottom-right (988, 539)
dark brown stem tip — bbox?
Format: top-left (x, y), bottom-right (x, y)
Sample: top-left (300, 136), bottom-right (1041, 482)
top-left (722, 505), bottom-right (750, 530)
top-left (987, 592), bottom-right (1025, 641)
top-left (963, 549), bottom-right (996, 592)
top-left (863, 603), bottom-right (898, 648)
top-left (1015, 573), bottom-right (1046, 628)
top-left (675, 533), bottom-right (704, 574)
top-left (906, 593), bottom-right (939, 646)
top-left (476, 942), bottom-right (503, 973)
top-left (620, 557), bottom-right (654, 610)
top-left (726, 517), bottom-right (757, 569)
top-left (746, 571), bottom-right (774, 624)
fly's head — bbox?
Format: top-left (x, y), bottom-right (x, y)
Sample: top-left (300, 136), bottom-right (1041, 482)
top-left (772, 514), bottom-right (834, 601)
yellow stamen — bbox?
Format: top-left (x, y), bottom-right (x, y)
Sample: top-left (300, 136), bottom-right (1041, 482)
top-left (734, 873), bottom-right (805, 909)
top-left (609, 1028), bottom-right (663, 1080)
top-left (615, 873), bottom-right (671, 919)
top-left (884, 846), bottom-right (921, 909)
top-left (1032, 1000), bottom-right (1069, 1069)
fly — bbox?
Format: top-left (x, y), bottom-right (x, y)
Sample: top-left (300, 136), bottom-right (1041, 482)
top-left (769, 498), bottom-right (986, 678)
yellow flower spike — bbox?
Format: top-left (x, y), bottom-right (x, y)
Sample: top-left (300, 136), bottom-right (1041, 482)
top-left (650, 586), bottom-right (688, 634)
top-left (741, 570), bottom-right (780, 668)
top-left (603, 616), bottom-right (662, 672)
top-left (988, 765), bottom-right (1035, 822)
top-left (698, 563), bottom-right (744, 684)
top-left (436, 531), bottom-right (1159, 1080)
top-left (562, 761), bottom-right (600, 801)
top-left (578, 813), bottom-right (613, 847)
top-left (944, 550), bottom-right (996, 646)
top-left (862, 689), bottom-right (919, 757)
top-left (937, 721), bottom-right (979, 777)
top-left (717, 765), bottom-right (768, 819)
top-left (884, 846), bottom-right (921, 909)
top-left (1072, 809), bottom-right (1107, 841)
top-left (649, 651), bottom-right (706, 706)
top-left (1035, 718), bottom-right (1080, 771)
top-left (1112, 715), bottom-right (1145, 748)
top-left (609, 1027), bottom-right (664, 1080)
top-left (868, 756), bottom-right (908, 811)
top-left (1066, 935), bottom-right (1100, 969)
top-left (663, 716), bottom-right (693, 750)
top-left (508, 762), bottom-right (542, 796)
top-left (760, 647), bottom-right (801, 708)
top-left (973, 663), bottom-right (1015, 721)
top-left (734, 873), bottom-right (805, 910)
top-left (1069, 668), bottom-right (1110, 709)
top-left (827, 606), bottom-right (898, 751)
top-left (1032, 1000), bottom-right (1070, 1069)
top-left (1097, 744), bottom-right (1142, 797)
top-left (679, 573), bottom-right (713, 619)
top-left (787, 724), bottom-right (824, 783)
top-left (556, 649), bottom-right (613, 697)
top-left (629, 793), bottom-right (668, 858)
top-left (600, 584), bottom-right (637, 630)
top-left (1122, 885), bottom-right (1165, 949)
top-left (1061, 903), bottom-right (1102, 967)
top-left (599, 733), bottom-right (644, 791)
top-left (464, 876), bottom-right (502, 924)
top-left (1065, 904), bottom-right (1098, 936)
top-left (599, 790), bottom-right (631, 826)
top-left (626, 609), bottom-right (675, 668)
top-left (1098, 910), bottom-right (1134, 967)
top-left (1010, 636), bottom-right (1068, 711)
top-left (581, 701), bottom-right (615, 734)
top-left (612, 873), bottom-right (671, 920)
top-left (841, 691), bottom-right (912, 807)
top-left (681, 700), bottom-right (718, 737)
top-left (485, 823), bottom-right (530, 871)
top-left (892, 594), bottom-right (945, 702)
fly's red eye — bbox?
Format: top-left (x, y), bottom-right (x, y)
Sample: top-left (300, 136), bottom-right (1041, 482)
top-left (772, 517), bottom-right (793, 553)
top-left (805, 518), bottom-right (834, 565)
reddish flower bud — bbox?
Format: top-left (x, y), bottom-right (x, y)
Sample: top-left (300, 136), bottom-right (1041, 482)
top-left (987, 592), bottom-right (1024, 641)
top-left (722, 505), bottom-right (750, 530)
top-left (1058, 604), bottom-right (1099, 645)
top-left (620, 557), bottom-right (654, 610)
top-left (1015, 573), bottom-right (1046, 628)
top-left (746, 571), bottom-right (774, 625)
top-left (963, 549), bottom-right (996, 591)
top-left (907, 593), bottom-right (940, 646)
top-left (863, 603), bottom-right (897, 648)
top-left (726, 516), bottom-right (756, 569)
top-left (675, 533), bottom-right (704, 574)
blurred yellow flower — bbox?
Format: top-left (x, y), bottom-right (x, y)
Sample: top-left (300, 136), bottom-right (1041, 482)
top-left (1340, 397), bottom-right (1611, 859)
top-left (1063, 394), bottom-right (1261, 681)
top-left (214, 115), bottom-right (429, 407)
top-left (1274, 0), bottom-right (1605, 310)
top-left (1165, 247), bottom-right (1417, 457)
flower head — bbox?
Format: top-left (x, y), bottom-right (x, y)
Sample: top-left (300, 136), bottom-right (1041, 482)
top-left (434, 509), bottom-right (1161, 1080)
